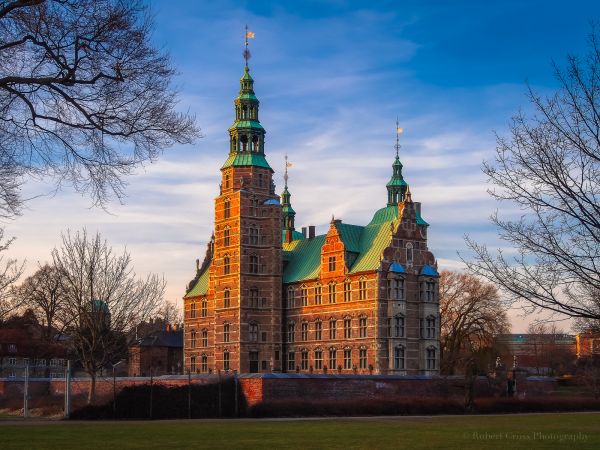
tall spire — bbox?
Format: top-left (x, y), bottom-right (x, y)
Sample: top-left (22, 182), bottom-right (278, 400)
top-left (282, 155), bottom-right (296, 242)
top-left (387, 120), bottom-right (408, 206)
top-left (222, 27), bottom-right (272, 171)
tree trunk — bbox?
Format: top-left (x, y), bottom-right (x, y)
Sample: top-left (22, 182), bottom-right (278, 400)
top-left (88, 372), bottom-right (96, 405)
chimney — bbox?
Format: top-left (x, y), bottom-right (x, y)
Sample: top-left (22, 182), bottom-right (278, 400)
top-left (301, 227), bottom-right (307, 238)
top-left (415, 202), bottom-right (422, 216)
top-left (309, 225), bottom-right (316, 239)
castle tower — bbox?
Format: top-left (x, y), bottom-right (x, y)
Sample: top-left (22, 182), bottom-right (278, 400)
top-left (210, 60), bottom-right (283, 373)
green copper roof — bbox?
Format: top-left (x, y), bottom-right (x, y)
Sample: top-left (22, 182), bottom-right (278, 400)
top-left (416, 210), bottom-right (429, 226)
top-left (221, 152), bottom-right (272, 170)
top-left (184, 266), bottom-right (210, 299)
top-left (348, 221), bottom-right (393, 274)
top-left (283, 235), bottom-right (327, 283)
top-left (229, 120), bottom-right (264, 130)
top-left (369, 205), bottom-right (399, 225)
top-left (236, 93), bottom-right (258, 101)
top-left (335, 223), bottom-right (363, 253)
top-left (386, 178), bottom-right (408, 187)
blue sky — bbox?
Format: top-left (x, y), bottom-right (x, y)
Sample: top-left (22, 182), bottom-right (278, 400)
top-left (9, 0), bottom-right (600, 331)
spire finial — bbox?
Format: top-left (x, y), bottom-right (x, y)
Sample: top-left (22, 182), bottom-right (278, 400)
top-left (284, 154), bottom-right (292, 188)
top-left (395, 118), bottom-right (403, 158)
top-left (244, 25), bottom-right (255, 68)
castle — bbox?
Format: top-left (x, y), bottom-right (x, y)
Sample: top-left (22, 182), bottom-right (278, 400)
top-left (183, 61), bottom-right (440, 376)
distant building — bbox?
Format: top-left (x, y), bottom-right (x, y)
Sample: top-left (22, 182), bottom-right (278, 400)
top-left (182, 59), bottom-right (441, 375)
top-left (128, 325), bottom-right (183, 376)
top-left (576, 331), bottom-right (600, 359)
top-left (0, 328), bottom-right (68, 378)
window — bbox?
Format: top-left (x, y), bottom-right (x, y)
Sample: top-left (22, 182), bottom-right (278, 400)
top-left (201, 354), bottom-right (208, 373)
top-left (190, 356), bottom-right (196, 373)
top-left (397, 278), bottom-right (405, 300)
top-left (225, 174), bottom-right (230, 189)
top-left (328, 282), bottom-right (336, 304)
top-left (328, 348), bottom-right (337, 370)
top-left (395, 315), bottom-right (405, 338)
top-left (301, 286), bottom-right (308, 306)
top-left (315, 284), bottom-right (322, 305)
top-left (359, 317), bottom-right (367, 338)
top-left (250, 322), bottom-right (258, 342)
top-left (359, 278), bottom-right (367, 300)
top-left (387, 318), bottom-right (392, 337)
top-left (359, 347), bottom-right (367, 369)
top-left (224, 227), bottom-right (231, 246)
top-left (389, 278), bottom-right (404, 300)
top-left (343, 280), bottom-right (351, 302)
top-left (315, 349), bottom-right (323, 370)
top-left (328, 256), bottom-right (336, 272)
top-left (329, 319), bottom-right (337, 339)
top-left (190, 303), bottom-right (196, 319)
top-left (224, 198), bottom-right (231, 219)
top-left (394, 346), bottom-right (405, 370)
top-left (315, 320), bottom-right (322, 340)
top-left (406, 242), bottom-right (413, 265)
top-left (8, 344), bottom-right (17, 353)
top-left (201, 299), bottom-right (207, 317)
top-left (301, 322), bottom-right (308, 341)
top-left (287, 352), bottom-right (296, 371)
top-left (344, 318), bottom-right (351, 339)
top-left (287, 286), bottom-right (295, 309)
top-left (223, 323), bottom-right (230, 343)
top-left (249, 254), bottom-right (259, 274)
top-left (426, 316), bottom-right (436, 338)
top-left (202, 329), bottom-right (208, 347)
top-left (427, 347), bottom-right (436, 370)
top-left (250, 288), bottom-right (259, 308)
top-left (423, 280), bottom-right (436, 302)
top-left (288, 322), bottom-right (295, 342)
top-left (223, 289), bottom-right (231, 308)
top-left (249, 226), bottom-right (259, 245)
top-left (190, 330), bottom-right (197, 348)
top-left (224, 351), bottom-right (230, 371)
top-left (301, 350), bottom-right (308, 370)
top-left (223, 255), bottom-right (231, 275)
top-left (258, 173), bottom-right (264, 187)
top-left (344, 348), bottom-right (352, 369)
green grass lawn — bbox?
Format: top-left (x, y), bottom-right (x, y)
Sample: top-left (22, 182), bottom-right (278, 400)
top-left (0, 413), bottom-right (598, 449)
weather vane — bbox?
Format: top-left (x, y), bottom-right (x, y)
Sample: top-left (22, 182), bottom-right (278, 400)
top-left (244, 25), bottom-right (255, 67)
top-left (284, 154), bottom-right (293, 187)
top-left (395, 118), bottom-right (403, 158)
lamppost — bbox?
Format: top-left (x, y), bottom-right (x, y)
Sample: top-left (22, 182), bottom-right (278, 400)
top-left (112, 360), bottom-right (124, 419)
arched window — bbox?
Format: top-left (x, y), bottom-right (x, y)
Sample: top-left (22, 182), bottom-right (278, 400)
top-left (201, 299), bottom-right (207, 317)
top-left (223, 198), bottom-right (231, 219)
top-left (328, 347), bottom-right (337, 370)
top-left (223, 226), bottom-right (231, 247)
top-left (223, 288), bottom-right (231, 308)
top-left (406, 242), bottom-right (413, 266)
top-left (395, 315), bottom-right (405, 338)
top-left (343, 347), bottom-right (352, 369)
top-left (328, 282), bottom-right (337, 304)
top-left (249, 226), bottom-right (259, 245)
top-left (201, 354), bottom-right (208, 373)
top-left (249, 287), bottom-right (260, 308)
top-left (287, 286), bottom-right (295, 309)
top-left (249, 322), bottom-right (259, 342)
top-left (394, 345), bottom-right (405, 370)
top-left (359, 346), bottom-right (367, 369)
top-left (223, 255), bottom-right (231, 275)
top-left (329, 318), bottom-right (337, 339)
top-left (190, 302), bottom-right (196, 319)
top-left (249, 254), bottom-right (259, 273)
top-left (223, 323), bottom-right (230, 343)
top-left (202, 329), bottom-right (208, 347)
top-left (343, 316), bottom-right (351, 339)
top-left (359, 316), bottom-right (367, 338)
top-left (190, 356), bottom-right (196, 373)
top-left (426, 346), bottom-right (436, 370)
top-left (301, 321), bottom-right (308, 341)
top-left (314, 348), bottom-right (323, 370)
top-left (358, 277), bottom-right (367, 300)
top-left (314, 284), bottom-right (322, 305)
top-left (223, 350), bottom-right (230, 371)
top-left (315, 319), bottom-right (323, 340)
top-left (190, 330), bottom-right (196, 348)
top-left (287, 321), bottom-right (295, 342)
top-left (343, 280), bottom-right (351, 302)
top-left (426, 315), bottom-right (436, 338)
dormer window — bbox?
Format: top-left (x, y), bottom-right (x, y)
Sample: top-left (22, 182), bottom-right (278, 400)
top-left (328, 256), bottom-right (336, 272)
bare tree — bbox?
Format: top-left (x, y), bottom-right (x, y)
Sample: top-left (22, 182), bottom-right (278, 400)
top-left (465, 27), bottom-right (600, 321)
top-left (439, 270), bottom-right (510, 376)
top-left (0, 0), bottom-right (199, 217)
top-left (52, 229), bottom-right (164, 403)
top-left (17, 263), bottom-right (66, 339)
top-left (0, 229), bottom-right (24, 321)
